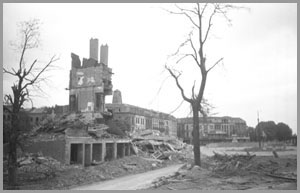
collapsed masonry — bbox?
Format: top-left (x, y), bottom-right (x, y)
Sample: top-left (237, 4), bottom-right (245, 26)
top-left (24, 38), bottom-right (135, 167)
top-left (24, 107), bottom-right (135, 167)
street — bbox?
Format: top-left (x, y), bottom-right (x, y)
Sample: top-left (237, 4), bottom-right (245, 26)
top-left (71, 163), bottom-right (184, 190)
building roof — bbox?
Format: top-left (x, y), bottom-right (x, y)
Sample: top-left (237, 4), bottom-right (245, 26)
top-left (24, 107), bottom-right (48, 114)
top-left (105, 103), bottom-right (176, 120)
top-left (177, 116), bottom-right (246, 124)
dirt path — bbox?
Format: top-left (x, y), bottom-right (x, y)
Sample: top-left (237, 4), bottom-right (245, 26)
top-left (71, 164), bottom-right (184, 190)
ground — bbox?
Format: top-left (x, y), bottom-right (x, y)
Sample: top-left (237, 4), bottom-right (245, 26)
top-left (72, 164), bottom-right (184, 190)
top-left (146, 143), bottom-right (297, 190)
top-left (3, 155), bottom-right (181, 190)
top-left (3, 142), bottom-right (297, 190)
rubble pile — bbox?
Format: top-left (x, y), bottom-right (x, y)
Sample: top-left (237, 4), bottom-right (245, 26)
top-left (208, 152), bottom-right (297, 182)
top-left (14, 153), bottom-right (71, 181)
top-left (51, 155), bottom-right (168, 190)
top-left (148, 152), bottom-right (297, 190)
top-left (210, 151), bottom-right (256, 174)
top-left (32, 113), bottom-right (128, 139)
top-left (131, 130), bottom-right (191, 163)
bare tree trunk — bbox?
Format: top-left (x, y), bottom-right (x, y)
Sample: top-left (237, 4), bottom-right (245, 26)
top-left (3, 19), bottom-right (59, 188)
top-left (8, 110), bottom-right (19, 187)
top-left (192, 104), bottom-right (201, 166)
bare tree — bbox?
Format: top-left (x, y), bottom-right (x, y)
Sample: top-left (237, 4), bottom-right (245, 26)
top-left (165, 3), bottom-right (242, 166)
top-left (3, 19), bottom-right (59, 187)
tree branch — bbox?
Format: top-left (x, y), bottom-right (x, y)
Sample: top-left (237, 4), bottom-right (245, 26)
top-left (192, 80), bottom-right (196, 99)
top-left (24, 59), bottom-right (37, 77)
top-left (168, 99), bottom-right (185, 115)
top-left (3, 68), bottom-right (18, 77)
top-left (165, 65), bottom-right (192, 103)
top-left (188, 38), bottom-right (201, 68)
top-left (176, 54), bottom-right (197, 64)
top-left (203, 6), bottom-right (217, 45)
top-left (200, 3), bottom-right (209, 16)
top-left (196, 3), bottom-right (204, 67)
top-left (175, 4), bottom-right (198, 15)
top-left (168, 38), bottom-right (190, 59)
top-left (19, 34), bottom-right (29, 70)
top-left (207, 57), bottom-right (223, 73)
top-left (22, 55), bottom-right (59, 91)
top-left (164, 7), bottom-right (199, 28)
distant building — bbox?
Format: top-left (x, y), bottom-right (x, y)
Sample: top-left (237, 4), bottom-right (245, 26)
top-left (25, 107), bottom-right (49, 126)
top-left (3, 105), bottom-right (32, 143)
top-left (105, 102), bottom-right (177, 137)
top-left (69, 38), bottom-right (113, 114)
top-left (112, 89), bottom-right (122, 104)
top-left (177, 116), bottom-right (249, 143)
top-left (51, 104), bottom-right (69, 115)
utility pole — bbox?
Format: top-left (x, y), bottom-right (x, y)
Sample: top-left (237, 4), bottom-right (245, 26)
top-left (257, 111), bottom-right (261, 148)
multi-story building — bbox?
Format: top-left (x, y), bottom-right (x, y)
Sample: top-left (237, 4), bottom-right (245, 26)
top-left (177, 116), bottom-right (248, 143)
top-left (69, 38), bottom-right (113, 114)
top-left (105, 90), bottom-right (177, 137)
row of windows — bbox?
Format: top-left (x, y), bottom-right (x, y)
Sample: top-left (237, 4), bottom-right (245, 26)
top-left (4, 114), bottom-right (40, 124)
top-left (135, 117), bottom-right (145, 125)
top-left (184, 124), bottom-right (236, 130)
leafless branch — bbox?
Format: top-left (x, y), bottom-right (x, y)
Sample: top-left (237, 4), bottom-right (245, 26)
top-left (215, 4), bottom-right (232, 25)
top-left (163, 6), bottom-right (199, 28)
top-left (168, 99), bottom-right (185, 115)
top-left (165, 65), bottom-right (192, 103)
top-left (203, 6), bottom-right (217, 44)
top-left (19, 36), bottom-right (28, 70)
top-left (199, 105), bottom-right (207, 117)
top-left (24, 59), bottom-right (37, 76)
top-left (207, 57), bottom-right (223, 72)
top-left (4, 94), bottom-right (14, 106)
top-left (22, 55), bottom-right (59, 91)
top-left (176, 54), bottom-right (196, 64)
top-left (188, 38), bottom-right (201, 68)
top-left (192, 80), bottom-right (196, 99)
top-left (200, 3), bottom-right (209, 16)
top-left (3, 68), bottom-right (18, 77)
top-left (175, 4), bottom-right (198, 15)
top-left (168, 38), bottom-right (190, 59)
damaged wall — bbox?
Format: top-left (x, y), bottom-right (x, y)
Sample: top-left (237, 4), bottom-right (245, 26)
top-left (24, 139), bottom-right (66, 163)
top-left (65, 136), bottom-right (132, 166)
top-left (105, 103), bottom-right (177, 137)
top-left (69, 39), bottom-right (113, 113)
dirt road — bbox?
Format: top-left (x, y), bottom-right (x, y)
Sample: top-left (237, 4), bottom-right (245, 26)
top-left (71, 164), bottom-right (184, 190)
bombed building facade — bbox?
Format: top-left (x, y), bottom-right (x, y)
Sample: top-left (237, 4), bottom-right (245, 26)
top-left (69, 38), bottom-right (113, 114)
top-left (177, 116), bottom-right (249, 144)
top-left (106, 90), bottom-right (177, 137)
top-left (22, 38), bottom-right (135, 167)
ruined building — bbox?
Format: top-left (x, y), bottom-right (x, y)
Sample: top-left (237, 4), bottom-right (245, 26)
top-left (69, 38), bottom-right (113, 114)
top-left (106, 90), bottom-right (177, 137)
top-left (112, 89), bottom-right (122, 104)
top-left (22, 39), bottom-right (135, 167)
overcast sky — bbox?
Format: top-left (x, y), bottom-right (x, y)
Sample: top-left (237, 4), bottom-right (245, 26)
top-left (3, 3), bottom-right (297, 134)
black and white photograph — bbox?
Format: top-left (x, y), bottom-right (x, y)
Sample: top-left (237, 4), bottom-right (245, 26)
top-left (2, 3), bottom-right (297, 190)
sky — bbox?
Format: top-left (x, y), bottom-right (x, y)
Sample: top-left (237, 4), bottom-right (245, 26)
top-left (3, 3), bottom-right (297, 134)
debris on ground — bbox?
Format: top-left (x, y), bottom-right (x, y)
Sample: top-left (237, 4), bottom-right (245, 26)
top-left (28, 112), bottom-right (130, 142)
top-left (147, 152), bottom-right (297, 190)
top-left (210, 151), bottom-right (256, 175)
top-left (3, 154), bottom-right (179, 190)
top-left (130, 130), bottom-right (191, 164)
